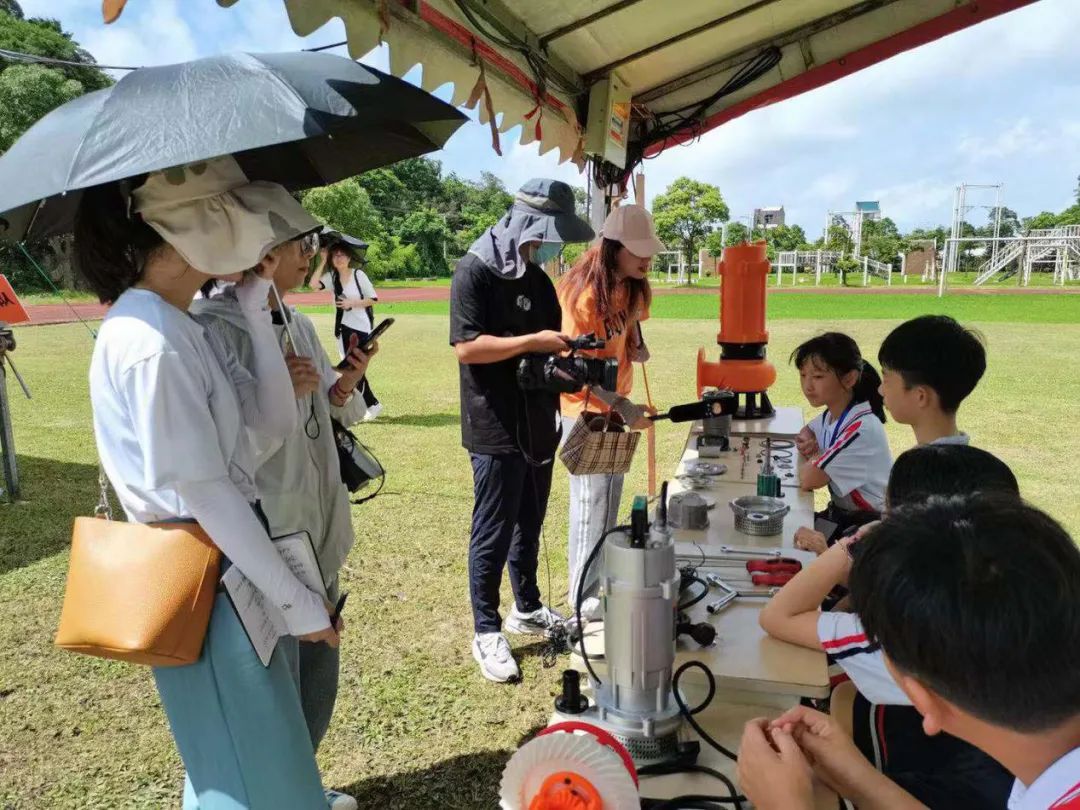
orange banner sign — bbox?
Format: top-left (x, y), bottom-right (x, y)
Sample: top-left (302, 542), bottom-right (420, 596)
top-left (0, 275), bottom-right (30, 324)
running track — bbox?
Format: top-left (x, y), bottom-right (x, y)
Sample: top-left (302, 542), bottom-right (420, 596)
top-left (18, 284), bottom-right (1080, 326)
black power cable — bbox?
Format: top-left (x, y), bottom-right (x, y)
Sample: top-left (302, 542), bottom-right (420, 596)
top-left (678, 570), bottom-right (709, 611)
top-left (673, 661), bottom-right (740, 762)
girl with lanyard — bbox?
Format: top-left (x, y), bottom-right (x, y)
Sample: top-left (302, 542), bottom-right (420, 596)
top-left (556, 204), bottom-right (663, 619)
top-left (78, 157), bottom-right (339, 809)
top-left (194, 235), bottom-right (374, 810)
top-left (791, 332), bottom-right (892, 555)
top-left (309, 240), bottom-right (382, 418)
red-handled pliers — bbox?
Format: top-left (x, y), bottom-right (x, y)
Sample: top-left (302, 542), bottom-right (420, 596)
top-left (746, 557), bottom-right (802, 586)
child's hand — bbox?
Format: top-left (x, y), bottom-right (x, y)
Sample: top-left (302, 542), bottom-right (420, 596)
top-left (794, 527), bottom-right (829, 555)
top-left (737, 718), bottom-right (815, 810)
top-left (768, 707), bottom-right (879, 801)
top-left (795, 426), bottom-right (819, 459)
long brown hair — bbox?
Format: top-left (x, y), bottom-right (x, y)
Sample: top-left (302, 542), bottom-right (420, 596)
top-left (558, 238), bottom-right (652, 326)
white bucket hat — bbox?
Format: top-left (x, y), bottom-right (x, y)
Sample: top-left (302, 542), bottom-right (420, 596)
top-left (132, 155), bottom-right (320, 276)
top-left (601, 204), bottom-right (665, 258)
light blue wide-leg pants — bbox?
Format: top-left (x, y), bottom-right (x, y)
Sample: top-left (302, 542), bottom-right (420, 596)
top-left (153, 592), bottom-right (327, 810)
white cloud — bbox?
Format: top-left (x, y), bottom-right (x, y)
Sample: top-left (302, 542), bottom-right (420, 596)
top-left (73, 0), bottom-right (200, 72)
top-left (957, 117), bottom-right (1080, 165)
top-left (869, 178), bottom-right (958, 228)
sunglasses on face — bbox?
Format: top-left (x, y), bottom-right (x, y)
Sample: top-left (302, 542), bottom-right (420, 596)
top-left (294, 231), bottom-right (320, 259)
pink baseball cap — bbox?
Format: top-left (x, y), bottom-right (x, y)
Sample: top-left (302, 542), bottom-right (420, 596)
top-left (601, 204), bottom-right (665, 258)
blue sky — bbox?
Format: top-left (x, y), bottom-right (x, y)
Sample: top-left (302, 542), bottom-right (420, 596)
top-left (19, 0), bottom-right (1080, 235)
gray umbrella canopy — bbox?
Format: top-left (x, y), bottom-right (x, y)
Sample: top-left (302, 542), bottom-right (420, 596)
top-left (0, 50), bottom-right (467, 242)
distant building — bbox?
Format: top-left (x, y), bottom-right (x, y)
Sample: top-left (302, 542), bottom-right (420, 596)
top-left (753, 206), bottom-right (785, 229)
top-left (855, 201), bottom-right (881, 222)
top-left (904, 239), bottom-right (937, 277)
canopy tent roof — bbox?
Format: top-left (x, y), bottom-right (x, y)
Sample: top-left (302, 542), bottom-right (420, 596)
top-left (108, 0), bottom-right (1038, 182)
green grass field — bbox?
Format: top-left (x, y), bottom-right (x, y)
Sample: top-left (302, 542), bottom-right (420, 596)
top-left (2, 299), bottom-right (1079, 808)
top-left (309, 290), bottom-right (1080, 324)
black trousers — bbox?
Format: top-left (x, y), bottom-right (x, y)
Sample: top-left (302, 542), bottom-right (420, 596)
top-left (338, 324), bottom-right (380, 409)
top-left (467, 452), bottom-right (552, 633)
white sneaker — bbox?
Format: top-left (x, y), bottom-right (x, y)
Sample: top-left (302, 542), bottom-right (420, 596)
top-left (472, 632), bottom-right (521, 683)
top-left (325, 789), bottom-right (358, 810)
top-left (363, 402), bottom-right (383, 422)
top-left (504, 604), bottom-right (566, 637)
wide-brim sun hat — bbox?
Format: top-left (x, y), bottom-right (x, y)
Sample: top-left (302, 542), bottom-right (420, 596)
top-left (512, 178), bottom-right (594, 244)
top-left (132, 155), bottom-right (320, 276)
top-left (601, 203), bottom-right (665, 258)
top-left (322, 229), bottom-right (369, 263)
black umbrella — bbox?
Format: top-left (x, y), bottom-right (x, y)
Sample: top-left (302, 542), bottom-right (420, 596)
top-left (320, 228), bottom-right (368, 258)
top-left (0, 50), bottom-right (466, 242)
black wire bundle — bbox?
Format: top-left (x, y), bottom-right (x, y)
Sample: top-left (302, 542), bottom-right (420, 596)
top-left (636, 45), bottom-right (782, 160)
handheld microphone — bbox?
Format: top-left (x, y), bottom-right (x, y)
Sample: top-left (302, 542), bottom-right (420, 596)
top-left (648, 390), bottom-right (738, 424)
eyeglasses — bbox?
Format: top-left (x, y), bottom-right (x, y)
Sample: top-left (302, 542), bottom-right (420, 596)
top-left (294, 231), bottom-right (320, 259)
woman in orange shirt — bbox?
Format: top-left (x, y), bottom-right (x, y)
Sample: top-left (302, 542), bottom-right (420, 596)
top-left (557, 204), bottom-right (664, 620)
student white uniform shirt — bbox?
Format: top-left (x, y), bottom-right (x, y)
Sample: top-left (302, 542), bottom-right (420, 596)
top-left (1007, 748), bottom-right (1080, 809)
top-left (817, 611), bottom-right (912, 706)
top-left (808, 402), bottom-right (892, 513)
top-left (321, 268), bottom-right (377, 334)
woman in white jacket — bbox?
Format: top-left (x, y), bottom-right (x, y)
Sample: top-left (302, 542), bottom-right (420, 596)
top-left (78, 156), bottom-right (338, 810)
top-left (191, 236), bottom-right (374, 767)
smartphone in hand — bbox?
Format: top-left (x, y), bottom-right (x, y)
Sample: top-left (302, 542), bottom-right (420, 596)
top-left (337, 318), bottom-right (394, 369)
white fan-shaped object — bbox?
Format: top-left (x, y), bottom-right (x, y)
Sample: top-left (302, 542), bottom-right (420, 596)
top-left (499, 731), bottom-right (639, 810)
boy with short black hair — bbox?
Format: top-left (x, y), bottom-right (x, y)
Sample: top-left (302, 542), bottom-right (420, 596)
top-left (877, 315), bottom-right (986, 445)
top-left (741, 495), bottom-right (1080, 810)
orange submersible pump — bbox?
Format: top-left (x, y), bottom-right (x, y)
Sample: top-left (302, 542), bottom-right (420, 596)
top-left (696, 240), bottom-right (776, 419)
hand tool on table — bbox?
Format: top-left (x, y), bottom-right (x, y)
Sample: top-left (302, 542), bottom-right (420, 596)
top-left (704, 574), bottom-right (779, 613)
top-left (744, 556), bottom-right (802, 586)
top-left (701, 556), bottom-right (801, 588)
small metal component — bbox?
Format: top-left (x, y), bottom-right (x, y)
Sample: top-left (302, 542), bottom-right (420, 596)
top-left (667, 491), bottom-right (711, 530)
top-left (730, 496), bottom-right (789, 536)
top-left (705, 592), bottom-right (736, 614)
top-left (717, 545), bottom-right (783, 559)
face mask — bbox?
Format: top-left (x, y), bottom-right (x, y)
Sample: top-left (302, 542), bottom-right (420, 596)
top-left (534, 242), bottom-right (563, 265)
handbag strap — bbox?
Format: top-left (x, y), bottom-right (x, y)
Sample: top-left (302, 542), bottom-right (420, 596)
top-left (95, 463), bottom-right (113, 520)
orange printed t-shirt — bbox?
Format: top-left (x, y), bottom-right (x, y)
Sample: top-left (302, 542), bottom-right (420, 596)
top-left (558, 282), bottom-right (649, 418)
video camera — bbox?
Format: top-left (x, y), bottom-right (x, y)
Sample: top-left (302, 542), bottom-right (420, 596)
top-left (516, 333), bottom-right (618, 395)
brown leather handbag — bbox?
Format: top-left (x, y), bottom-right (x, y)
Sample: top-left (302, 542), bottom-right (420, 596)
top-left (54, 472), bottom-right (221, 667)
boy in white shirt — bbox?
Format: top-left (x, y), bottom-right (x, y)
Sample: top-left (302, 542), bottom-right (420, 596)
top-left (877, 315), bottom-right (986, 446)
top-left (742, 495), bottom-right (1080, 810)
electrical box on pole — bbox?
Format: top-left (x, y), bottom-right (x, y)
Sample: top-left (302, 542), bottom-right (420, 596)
top-left (584, 73), bottom-right (631, 169)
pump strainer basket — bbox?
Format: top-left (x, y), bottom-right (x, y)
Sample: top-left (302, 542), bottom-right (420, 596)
top-left (729, 495), bottom-right (790, 536)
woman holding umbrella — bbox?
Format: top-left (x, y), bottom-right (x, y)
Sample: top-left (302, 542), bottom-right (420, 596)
top-left (0, 47), bottom-right (467, 808)
top-left (309, 237), bottom-right (383, 419)
top-left (77, 157), bottom-right (339, 809)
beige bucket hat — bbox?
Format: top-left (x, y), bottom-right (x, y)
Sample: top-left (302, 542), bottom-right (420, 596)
top-left (132, 155), bottom-right (320, 276)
